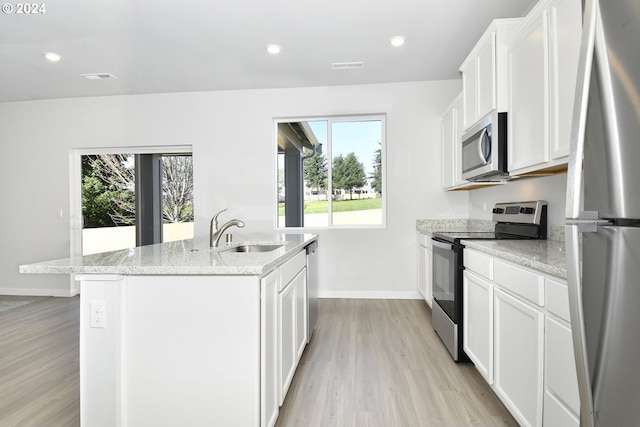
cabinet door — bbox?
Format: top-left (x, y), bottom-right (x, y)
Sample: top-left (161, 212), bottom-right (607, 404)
top-left (294, 268), bottom-right (307, 362)
top-left (417, 243), bottom-right (433, 307)
top-left (261, 270), bottom-right (280, 427)
top-left (548, 0), bottom-right (581, 160)
top-left (463, 270), bottom-right (493, 384)
top-left (278, 278), bottom-right (296, 405)
top-left (441, 107), bottom-right (456, 189)
top-left (461, 59), bottom-right (477, 130)
top-left (508, 10), bottom-right (550, 174)
top-left (476, 31), bottom-right (496, 120)
top-left (545, 316), bottom-right (580, 416)
top-left (441, 94), bottom-right (465, 189)
top-left (494, 288), bottom-right (544, 427)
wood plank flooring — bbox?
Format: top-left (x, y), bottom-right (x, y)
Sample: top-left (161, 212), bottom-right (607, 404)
top-left (0, 297), bottom-right (516, 427)
top-left (0, 296), bottom-right (80, 427)
top-left (276, 299), bottom-right (518, 427)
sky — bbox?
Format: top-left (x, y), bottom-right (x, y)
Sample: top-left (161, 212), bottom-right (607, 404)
top-left (308, 119), bottom-right (382, 175)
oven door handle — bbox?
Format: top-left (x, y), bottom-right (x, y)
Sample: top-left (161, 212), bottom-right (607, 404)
top-left (431, 239), bottom-right (454, 251)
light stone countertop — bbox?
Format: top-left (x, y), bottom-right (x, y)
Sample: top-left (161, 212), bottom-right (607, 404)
top-left (416, 219), bottom-right (567, 279)
top-left (19, 233), bottom-right (317, 276)
top-left (461, 239), bottom-right (567, 279)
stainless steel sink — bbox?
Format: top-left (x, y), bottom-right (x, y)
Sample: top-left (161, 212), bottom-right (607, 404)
top-left (224, 244), bottom-right (284, 253)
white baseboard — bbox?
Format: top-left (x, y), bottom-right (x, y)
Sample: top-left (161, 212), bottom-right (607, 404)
top-left (317, 290), bottom-right (423, 300)
top-left (0, 287), bottom-right (77, 297)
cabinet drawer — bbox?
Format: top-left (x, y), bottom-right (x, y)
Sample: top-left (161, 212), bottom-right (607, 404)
top-left (494, 259), bottom-right (544, 306)
top-left (280, 250), bottom-right (306, 290)
top-left (546, 278), bottom-right (570, 322)
top-left (464, 249), bottom-right (493, 280)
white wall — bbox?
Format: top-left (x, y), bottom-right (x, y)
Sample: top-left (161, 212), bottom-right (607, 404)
top-left (0, 80), bottom-right (468, 297)
top-left (468, 173), bottom-right (568, 226)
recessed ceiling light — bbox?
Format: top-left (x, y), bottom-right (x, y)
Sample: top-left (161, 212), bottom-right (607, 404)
top-left (44, 52), bottom-right (62, 62)
top-left (266, 44), bottom-right (281, 55)
top-left (390, 36), bottom-right (406, 47)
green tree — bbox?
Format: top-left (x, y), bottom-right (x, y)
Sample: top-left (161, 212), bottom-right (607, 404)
top-left (303, 149), bottom-right (327, 196)
top-left (82, 154), bottom-right (135, 227)
top-left (332, 152), bottom-right (366, 200)
top-left (370, 143), bottom-right (382, 195)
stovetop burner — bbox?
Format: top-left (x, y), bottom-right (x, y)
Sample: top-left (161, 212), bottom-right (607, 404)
top-left (433, 201), bottom-right (548, 244)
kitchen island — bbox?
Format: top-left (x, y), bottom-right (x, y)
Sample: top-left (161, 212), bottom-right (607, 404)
top-left (20, 233), bottom-right (318, 427)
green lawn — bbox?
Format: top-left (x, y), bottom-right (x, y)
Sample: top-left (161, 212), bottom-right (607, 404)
top-left (279, 197), bottom-right (382, 215)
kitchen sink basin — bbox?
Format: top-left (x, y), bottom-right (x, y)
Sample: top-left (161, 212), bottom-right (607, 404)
top-left (225, 244), bottom-right (284, 253)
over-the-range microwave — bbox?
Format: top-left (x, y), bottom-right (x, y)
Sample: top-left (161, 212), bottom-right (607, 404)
top-left (461, 111), bottom-right (508, 182)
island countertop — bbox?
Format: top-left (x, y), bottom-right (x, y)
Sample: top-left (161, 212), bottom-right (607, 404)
top-left (19, 233), bottom-right (317, 276)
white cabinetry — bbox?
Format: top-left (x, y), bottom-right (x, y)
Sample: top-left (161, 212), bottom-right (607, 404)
top-left (460, 19), bottom-right (523, 130)
top-left (261, 269), bottom-right (280, 427)
top-left (507, 0), bottom-right (581, 175)
top-left (494, 288), bottom-right (544, 427)
top-left (441, 93), bottom-right (466, 189)
top-left (416, 232), bottom-right (433, 307)
top-left (278, 250), bottom-right (307, 405)
top-left (463, 248), bottom-right (579, 427)
top-left (463, 249), bottom-right (494, 384)
top-left (544, 278), bottom-right (580, 427)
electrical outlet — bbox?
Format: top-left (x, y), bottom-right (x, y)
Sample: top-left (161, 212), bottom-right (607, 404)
top-left (90, 300), bottom-right (106, 328)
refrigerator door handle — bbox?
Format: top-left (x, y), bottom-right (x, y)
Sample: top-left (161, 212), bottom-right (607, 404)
top-left (566, 0), bottom-right (598, 220)
top-left (566, 224), bottom-right (596, 427)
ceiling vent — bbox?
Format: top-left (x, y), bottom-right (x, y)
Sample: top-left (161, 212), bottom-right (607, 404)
top-left (81, 73), bottom-right (118, 80)
top-left (331, 62), bottom-right (364, 70)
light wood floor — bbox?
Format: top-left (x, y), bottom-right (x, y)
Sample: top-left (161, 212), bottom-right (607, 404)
top-left (0, 296), bottom-right (80, 427)
top-left (276, 299), bottom-right (518, 427)
top-left (0, 297), bottom-right (516, 427)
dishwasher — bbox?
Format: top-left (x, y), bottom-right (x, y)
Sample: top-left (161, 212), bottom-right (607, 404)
top-left (306, 240), bottom-right (318, 341)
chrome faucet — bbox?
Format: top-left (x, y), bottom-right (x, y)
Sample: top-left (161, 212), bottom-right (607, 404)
top-left (210, 209), bottom-right (245, 248)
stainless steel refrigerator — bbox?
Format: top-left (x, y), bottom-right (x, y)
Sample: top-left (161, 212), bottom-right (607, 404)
top-left (565, 0), bottom-right (640, 426)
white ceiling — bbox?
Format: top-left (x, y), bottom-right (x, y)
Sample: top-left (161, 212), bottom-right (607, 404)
top-left (0, 0), bottom-right (537, 103)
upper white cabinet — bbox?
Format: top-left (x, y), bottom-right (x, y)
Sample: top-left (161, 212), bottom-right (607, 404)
top-left (460, 19), bottom-right (523, 131)
top-left (441, 93), bottom-right (465, 189)
top-left (507, 0), bottom-right (582, 175)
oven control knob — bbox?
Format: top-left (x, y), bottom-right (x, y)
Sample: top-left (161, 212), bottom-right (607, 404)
top-left (493, 208), bottom-right (504, 214)
top-left (525, 207), bottom-right (534, 214)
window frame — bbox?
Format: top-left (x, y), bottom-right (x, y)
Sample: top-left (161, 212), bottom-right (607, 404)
top-left (273, 114), bottom-right (386, 230)
top-left (69, 145), bottom-right (192, 257)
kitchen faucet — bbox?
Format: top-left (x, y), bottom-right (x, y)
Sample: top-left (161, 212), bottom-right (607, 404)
top-left (210, 209), bottom-right (245, 248)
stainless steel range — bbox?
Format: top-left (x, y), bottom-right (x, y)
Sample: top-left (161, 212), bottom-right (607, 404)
top-left (431, 201), bottom-right (548, 362)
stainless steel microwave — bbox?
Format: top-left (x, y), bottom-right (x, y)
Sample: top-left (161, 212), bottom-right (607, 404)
top-left (461, 111), bottom-right (508, 182)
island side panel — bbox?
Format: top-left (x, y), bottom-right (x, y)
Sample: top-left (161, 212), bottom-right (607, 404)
top-left (79, 275), bottom-right (125, 427)
top-left (79, 274), bottom-right (261, 427)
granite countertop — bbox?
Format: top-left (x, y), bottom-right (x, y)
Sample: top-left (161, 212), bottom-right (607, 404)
top-left (416, 219), bottom-right (567, 279)
top-left (19, 233), bottom-right (317, 276)
top-left (461, 239), bottom-right (567, 279)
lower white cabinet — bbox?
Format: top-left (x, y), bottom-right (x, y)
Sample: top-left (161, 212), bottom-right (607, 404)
top-left (494, 288), bottom-right (544, 427)
top-left (279, 273), bottom-right (297, 404)
top-left (277, 250), bottom-right (307, 406)
top-left (463, 270), bottom-right (493, 384)
top-left (544, 317), bottom-right (580, 426)
top-left (416, 232), bottom-right (433, 307)
top-left (261, 270), bottom-right (280, 427)
top-left (463, 248), bottom-right (579, 427)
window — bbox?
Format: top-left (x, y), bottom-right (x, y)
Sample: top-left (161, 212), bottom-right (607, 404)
top-left (74, 148), bottom-right (193, 255)
top-left (276, 115), bottom-right (385, 228)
